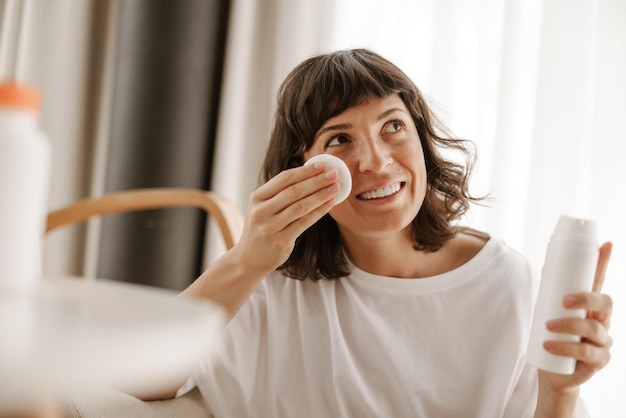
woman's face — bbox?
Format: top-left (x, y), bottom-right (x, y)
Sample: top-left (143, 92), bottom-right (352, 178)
top-left (304, 94), bottom-right (427, 239)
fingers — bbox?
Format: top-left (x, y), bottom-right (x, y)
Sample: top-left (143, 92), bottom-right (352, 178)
top-left (234, 163), bottom-right (341, 274)
top-left (546, 317), bottom-right (612, 347)
top-left (540, 241), bottom-right (614, 385)
top-left (243, 162), bottom-right (341, 253)
top-left (251, 160), bottom-right (334, 205)
top-left (543, 339), bottom-right (611, 372)
top-left (254, 161), bottom-right (327, 203)
top-left (563, 292), bottom-right (614, 326)
top-left (543, 288), bottom-right (614, 377)
top-left (280, 190), bottom-right (338, 236)
top-left (592, 241), bottom-right (612, 293)
top-left (254, 162), bottom-right (338, 210)
top-left (274, 181), bottom-right (338, 228)
top-left (544, 302), bottom-right (613, 372)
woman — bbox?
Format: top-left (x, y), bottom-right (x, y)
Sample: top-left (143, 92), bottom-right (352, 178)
top-left (178, 49), bottom-right (613, 417)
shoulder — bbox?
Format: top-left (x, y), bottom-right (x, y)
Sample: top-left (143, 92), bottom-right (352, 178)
top-left (253, 270), bottom-right (335, 304)
top-left (453, 227), bottom-right (536, 287)
top-left (452, 227), bottom-right (490, 265)
top-left (473, 233), bottom-right (537, 298)
top-left (456, 227), bottom-right (531, 267)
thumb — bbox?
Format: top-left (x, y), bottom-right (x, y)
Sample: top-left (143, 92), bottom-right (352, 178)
top-left (592, 241), bottom-right (613, 293)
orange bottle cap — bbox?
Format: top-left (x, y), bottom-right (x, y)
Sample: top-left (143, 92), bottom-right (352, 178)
top-left (0, 80), bottom-right (41, 111)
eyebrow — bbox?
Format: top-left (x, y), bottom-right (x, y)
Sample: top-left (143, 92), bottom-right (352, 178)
top-left (314, 107), bottom-right (408, 139)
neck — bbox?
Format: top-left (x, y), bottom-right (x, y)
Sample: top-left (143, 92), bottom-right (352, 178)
top-left (340, 227), bottom-right (487, 279)
top-left (340, 227), bottom-right (435, 278)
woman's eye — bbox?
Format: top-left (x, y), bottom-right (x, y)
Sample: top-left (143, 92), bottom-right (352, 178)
top-left (383, 120), bottom-right (405, 134)
top-left (327, 134), bottom-right (348, 147)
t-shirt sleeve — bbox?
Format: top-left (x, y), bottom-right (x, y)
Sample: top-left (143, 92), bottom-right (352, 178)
top-left (575, 397), bottom-right (590, 418)
top-left (501, 362), bottom-right (591, 418)
top-left (502, 362), bottom-right (537, 418)
top-left (181, 280), bottom-right (269, 416)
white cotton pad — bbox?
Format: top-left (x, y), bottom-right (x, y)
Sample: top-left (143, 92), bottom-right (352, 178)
top-left (305, 154), bottom-right (352, 204)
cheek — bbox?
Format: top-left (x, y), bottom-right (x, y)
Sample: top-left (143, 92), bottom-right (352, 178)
top-left (417, 159), bottom-right (427, 186)
top-left (327, 202), bottom-right (355, 228)
top-left (328, 201), bottom-right (348, 218)
top-left (415, 164), bottom-right (428, 201)
top-left (412, 144), bottom-right (427, 179)
top-left (408, 151), bottom-right (428, 204)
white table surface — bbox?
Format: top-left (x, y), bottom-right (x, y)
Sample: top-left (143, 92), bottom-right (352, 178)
top-left (0, 276), bottom-right (225, 409)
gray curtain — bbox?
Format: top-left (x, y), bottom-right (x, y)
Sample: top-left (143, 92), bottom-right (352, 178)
top-left (97, 0), bottom-right (230, 290)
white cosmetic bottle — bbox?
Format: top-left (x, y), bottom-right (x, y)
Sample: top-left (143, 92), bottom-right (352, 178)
top-left (526, 215), bottom-right (599, 374)
top-left (0, 81), bottom-right (51, 294)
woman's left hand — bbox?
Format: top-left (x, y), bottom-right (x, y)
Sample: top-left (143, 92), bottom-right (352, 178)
top-left (535, 241), bottom-right (613, 417)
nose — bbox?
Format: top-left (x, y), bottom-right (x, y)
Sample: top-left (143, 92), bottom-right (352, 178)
top-left (356, 139), bottom-right (393, 173)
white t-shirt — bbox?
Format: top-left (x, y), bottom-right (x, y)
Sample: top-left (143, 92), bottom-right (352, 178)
top-left (183, 237), bottom-right (588, 417)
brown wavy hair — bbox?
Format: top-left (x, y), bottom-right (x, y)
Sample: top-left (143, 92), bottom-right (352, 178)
top-left (260, 49), bottom-right (482, 281)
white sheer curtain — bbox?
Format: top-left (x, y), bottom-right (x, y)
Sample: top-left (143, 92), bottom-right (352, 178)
top-left (212, 0), bottom-right (625, 415)
top-left (20, 0), bottom-right (112, 278)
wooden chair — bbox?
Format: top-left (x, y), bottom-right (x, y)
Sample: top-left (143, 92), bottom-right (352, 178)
top-left (47, 188), bottom-right (240, 416)
top-left (45, 188), bottom-right (244, 249)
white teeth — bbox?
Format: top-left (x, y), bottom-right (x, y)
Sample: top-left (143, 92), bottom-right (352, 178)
top-left (358, 183), bottom-right (401, 200)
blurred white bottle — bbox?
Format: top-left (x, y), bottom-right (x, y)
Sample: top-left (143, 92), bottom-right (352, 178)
top-left (0, 81), bottom-right (51, 294)
top-left (527, 215), bottom-right (599, 374)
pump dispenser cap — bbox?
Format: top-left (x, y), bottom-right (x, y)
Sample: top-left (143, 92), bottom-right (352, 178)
top-left (0, 81), bottom-right (41, 111)
top-left (550, 215), bottom-right (598, 251)
top-left (551, 215), bottom-right (598, 249)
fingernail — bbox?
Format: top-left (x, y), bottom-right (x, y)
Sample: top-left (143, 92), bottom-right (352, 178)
top-left (325, 169), bottom-right (338, 179)
top-left (563, 295), bottom-right (577, 307)
top-left (313, 162), bottom-right (324, 170)
top-left (546, 319), bottom-right (559, 330)
top-left (327, 183), bottom-right (339, 192)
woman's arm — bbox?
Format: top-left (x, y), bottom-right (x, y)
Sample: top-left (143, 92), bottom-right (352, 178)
top-left (181, 160), bottom-right (340, 318)
top-left (534, 242), bottom-right (613, 418)
top-left (133, 162), bottom-right (340, 401)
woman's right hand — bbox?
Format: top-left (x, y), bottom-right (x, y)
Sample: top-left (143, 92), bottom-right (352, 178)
top-left (233, 161), bottom-right (340, 276)
top-left (181, 160), bottom-right (340, 320)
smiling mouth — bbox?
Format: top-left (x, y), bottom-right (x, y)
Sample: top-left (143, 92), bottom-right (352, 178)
top-left (357, 182), bottom-right (404, 200)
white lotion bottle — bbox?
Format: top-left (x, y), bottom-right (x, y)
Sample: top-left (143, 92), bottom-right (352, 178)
top-left (526, 215), bottom-right (599, 374)
top-left (0, 81), bottom-right (51, 294)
